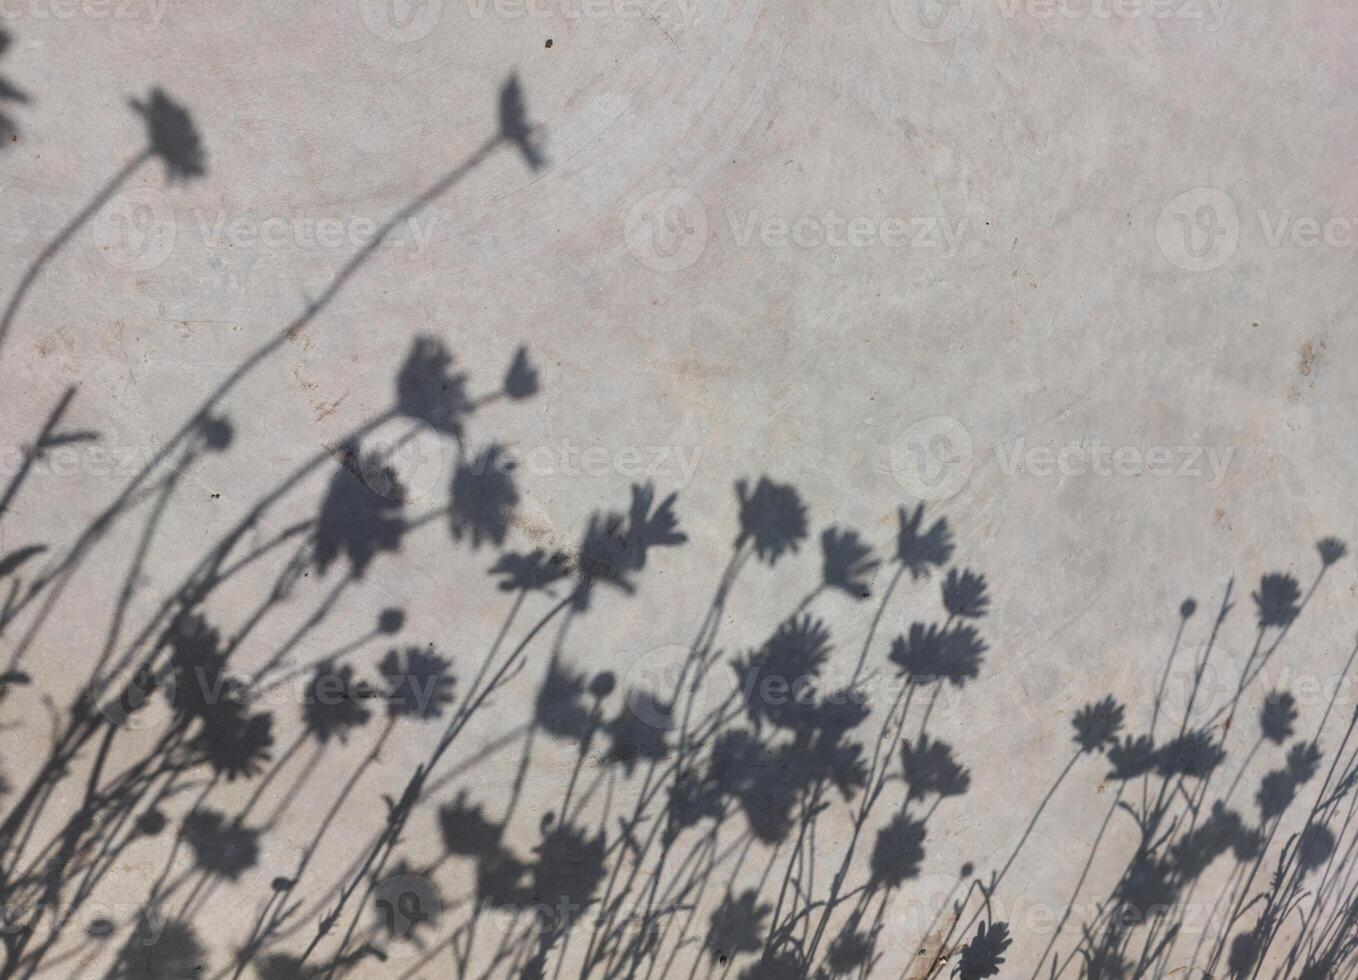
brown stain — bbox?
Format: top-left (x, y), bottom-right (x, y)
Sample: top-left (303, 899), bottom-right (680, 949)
top-left (1298, 339), bottom-right (1316, 376)
top-left (34, 326), bottom-right (75, 358)
top-left (312, 393), bottom-right (347, 423)
top-left (510, 509), bottom-right (559, 549)
top-left (1288, 337), bottom-right (1326, 401)
top-left (906, 928), bottom-right (958, 980)
top-left (291, 365), bottom-right (318, 393)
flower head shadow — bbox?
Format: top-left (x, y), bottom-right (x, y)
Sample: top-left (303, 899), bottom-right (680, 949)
top-left (710, 730), bottom-right (800, 844)
top-left (955, 921), bottom-right (1012, 980)
top-left (733, 615), bottom-right (833, 731)
top-left (901, 735), bottom-right (970, 801)
top-left (1253, 572), bottom-right (1301, 629)
top-left (1155, 729), bottom-right (1225, 780)
top-left (379, 646), bottom-right (455, 722)
top-left (313, 443), bottom-right (406, 579)
top-left (450, 443), bottom-right (518, 549)
top-left (1297, 823), bottom-right (1336, 873)
top-left (395, 336), bottom-right (474, 437)
top-left (491, 548), bottom-right (570, 593)
top-left (499, 73), bottom-right (546, 171)
top-left (112, 918), bottom-right (205, 980)
top-left (438, 790), bottom-right (503, 856)
top-left (826, 926), bottom-right (876, 976)
top-left (573, 483), bottom-right (685, 610)
top-left (1287, 740), bottom-right (1322, 784)
top-left (735, 477), bottom-right (807, 566)
top-left (531, 821), bottom-right (606, 935)
top-left (896, 503), bottom-right (954, 579)
top-left (1260, 691), bottom-right (1298, 745)
top-left (163, 611), bottom-right (229, 720)
top-left (604, 695), bottom-right (670, 775)
top-left (302, 662), bottom-right (373, 745)
top-left (870, 813), bottom-right (926, 888)
top-left (1317, 536), bottom-right (1347, 567)
top-left (942, 568), bottom-right (989, 619)
top-left (820, 527), bottom-right (880, 599)
top-left (888, 621), bottom-right (986, 688)
top-left (1072, 696), bottom-right (1124, 754)
top-left (129, 87), bottom-right (205, 181)
top-left (1256, 769), bottom-right (1296, 821)
top-left (705, 889), bottom-right (769, 964)
top-left (0, 31), bottom-right (28, 148)
top-left (195, 704), bottom-right (274, 781)
top-left (503, 345), bottom-right (539, 399)
top-left (1107, 735), bottom-right (1157, 781)
top-left (535, 659), bottom-right (593, 742)
top-left (182, 807), bottom-right (259, 881)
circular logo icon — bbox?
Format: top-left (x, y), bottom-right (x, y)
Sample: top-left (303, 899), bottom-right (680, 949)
top-left (1157, 187), bottom-right (1239, 272)
top-left (92, 666), bottom-right (172, 732)
top-left (890, 416), bottom-right (974, 501)
top-left (624, 187), bottom-right (708, 272)
top-left (372, 871), bottom-right (441, 957)
top-left (358, 0), bottom-right (443, 42)
top-left (379, 429), bottom-right (453, 504)
top-left (1156, 641), bottom-right (1241, 730)
top-left (620, 643), bottom-right (733, 732)
top-left (89, 188), bottom-right (176, 272)
top-left (881, 872), bottom-right (965, 945)
top-left (890, 0), bottom-right (974, 42)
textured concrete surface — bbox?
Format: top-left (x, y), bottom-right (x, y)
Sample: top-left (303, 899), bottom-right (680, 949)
top-left (0, 2), bottom-right (1356, 977)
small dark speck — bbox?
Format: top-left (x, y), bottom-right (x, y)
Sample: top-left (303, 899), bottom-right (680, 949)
top-left (210, 493), bottom-right (220, 499)
top-left (545, 38), bottom-right (553, 47)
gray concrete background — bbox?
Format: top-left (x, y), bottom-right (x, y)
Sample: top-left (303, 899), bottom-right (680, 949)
top-left (1, 1), bottom-right (1356, 977)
